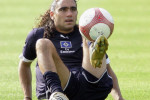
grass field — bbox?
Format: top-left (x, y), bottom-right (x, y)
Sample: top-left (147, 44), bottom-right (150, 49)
top-left (0, 0), bottom-right (150, 100)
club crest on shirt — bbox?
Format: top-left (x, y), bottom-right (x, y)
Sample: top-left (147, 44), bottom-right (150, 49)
top-left (60, 41), bottom-right (72, 48)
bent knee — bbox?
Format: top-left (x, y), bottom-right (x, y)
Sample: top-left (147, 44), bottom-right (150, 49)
top-left (36, 39), bottom-right (54, 50)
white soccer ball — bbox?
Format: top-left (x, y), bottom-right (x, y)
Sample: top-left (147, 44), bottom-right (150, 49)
top-left (79, 8), bottom-right (114, 41)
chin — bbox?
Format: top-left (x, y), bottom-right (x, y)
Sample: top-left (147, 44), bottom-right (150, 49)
top-left (64, 28), bottom-right (74, 32)
top-left (65, 25), bottom-right (75, 30)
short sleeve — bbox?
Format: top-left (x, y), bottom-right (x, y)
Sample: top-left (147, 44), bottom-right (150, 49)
top-left (106, 54), bottom-right (110, 64)
top-left (20, 29), bottom-right (38, 62)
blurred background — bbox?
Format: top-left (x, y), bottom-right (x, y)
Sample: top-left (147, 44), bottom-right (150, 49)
top-left (0, 0), bottom-right (150, 99)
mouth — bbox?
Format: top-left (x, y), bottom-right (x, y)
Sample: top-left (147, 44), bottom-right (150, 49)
top-left (65, 19), bottom-right (73, 23)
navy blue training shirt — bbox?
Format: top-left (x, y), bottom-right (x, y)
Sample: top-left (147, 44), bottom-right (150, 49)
top-left (22, 26), bottom-right (83, 98)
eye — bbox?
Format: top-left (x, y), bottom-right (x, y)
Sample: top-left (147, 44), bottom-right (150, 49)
top-left (59, 7), bottom-right (67, 12)
top-left (71, 7), bottom-right (77, 11)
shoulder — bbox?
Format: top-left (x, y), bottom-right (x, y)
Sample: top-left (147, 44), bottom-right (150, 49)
top-left (74, 25), bottom-right (79, 33)
top-left (72, 25), bottom-right (81, 37)
top-left (30, 27), bottom-right (44, 37)
top-left (75, 25), bottom-right (82, 39)
top-left (26, 27), bottom-right (44, 43)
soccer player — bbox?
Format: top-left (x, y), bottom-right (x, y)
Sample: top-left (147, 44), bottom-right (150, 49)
top-left (18, 0), bottom-right (125, 100)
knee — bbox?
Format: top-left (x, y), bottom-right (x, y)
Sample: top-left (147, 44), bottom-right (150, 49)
top-left (36, 39), bottom-right (53, 51)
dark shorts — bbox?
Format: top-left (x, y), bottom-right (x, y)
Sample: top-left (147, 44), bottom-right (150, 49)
top-left (38, 67), bottom-right (113, 100)
top-left (64, 68), bottom-right (113, 100)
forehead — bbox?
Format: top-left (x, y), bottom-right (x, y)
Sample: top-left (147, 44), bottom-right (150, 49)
top-left (56, 0), bottom-right (76, 8)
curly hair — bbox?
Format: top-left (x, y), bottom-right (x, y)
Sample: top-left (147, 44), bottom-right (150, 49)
top-left (35, 0), bottom-right (77, 39)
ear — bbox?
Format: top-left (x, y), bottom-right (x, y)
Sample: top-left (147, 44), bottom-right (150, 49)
top-left (50, 11), bottom-right (54, 20)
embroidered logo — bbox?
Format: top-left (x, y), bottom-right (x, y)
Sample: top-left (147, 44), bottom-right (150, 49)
top-left (60, 41), bottom-right (72, 48)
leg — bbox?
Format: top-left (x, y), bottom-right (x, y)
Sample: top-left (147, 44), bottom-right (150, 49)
top-left (82, 35), bottom-right (108, 78)
top-left (36, 39), bottom-right (70, 99)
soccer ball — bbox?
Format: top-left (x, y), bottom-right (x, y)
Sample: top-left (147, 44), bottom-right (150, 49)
top-left (79, 8), bottom-right (114, 41)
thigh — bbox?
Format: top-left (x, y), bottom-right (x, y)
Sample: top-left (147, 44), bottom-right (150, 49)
top-left (36, 39), bottom-right (70, 89)
top-left (82, 56), bottom-right (107, 79)
top-left (78, 69), bottom-right (113, 100)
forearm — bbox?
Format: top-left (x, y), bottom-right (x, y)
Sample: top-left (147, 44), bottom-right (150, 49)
top-left (110, 73), bottom-right (123, 100)
top-left (107, 64), bottom-right (124, 100)
top-left (18, 60), bottom-right (32, 99)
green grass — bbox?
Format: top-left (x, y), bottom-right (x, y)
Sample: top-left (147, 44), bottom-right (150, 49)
top-left (0, 0), bottom-right (150, 99)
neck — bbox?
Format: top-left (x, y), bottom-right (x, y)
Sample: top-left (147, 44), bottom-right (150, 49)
top-left (56, 28), bottom-right (74, 34)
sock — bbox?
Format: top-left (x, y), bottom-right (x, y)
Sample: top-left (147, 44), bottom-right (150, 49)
top-left (43, 71), bottom-right (64, 93)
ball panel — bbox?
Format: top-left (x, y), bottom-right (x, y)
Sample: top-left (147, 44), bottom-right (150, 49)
top-left (79, 8), bottom-right (95, 26)
top-left (99, 8), bottom-right (114, 24)
top-left (79, 25), bottom-right (93, 41)
top-left (89, 23), bottom-right (110, 40)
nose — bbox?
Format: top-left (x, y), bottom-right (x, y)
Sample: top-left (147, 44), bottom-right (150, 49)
top-left (66, 10), bottom-right (73, 17)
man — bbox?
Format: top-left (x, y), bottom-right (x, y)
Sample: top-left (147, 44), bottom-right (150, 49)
top-left (18, 0), bottom-right (125, 100)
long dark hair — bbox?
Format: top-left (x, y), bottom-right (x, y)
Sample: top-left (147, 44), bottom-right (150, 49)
top-left (35, 9), bottom-right (55, 38)
top-left (35, 0), bottom-right (77, 39)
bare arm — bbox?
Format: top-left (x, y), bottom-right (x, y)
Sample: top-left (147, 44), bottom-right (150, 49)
top-left (107, 64), bottom-right (125, 100)
top-left (18, 60), bottom-right (32, 100)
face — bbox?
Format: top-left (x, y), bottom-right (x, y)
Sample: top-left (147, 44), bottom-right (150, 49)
top-left (50, 0), bottom-right (78, 34)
